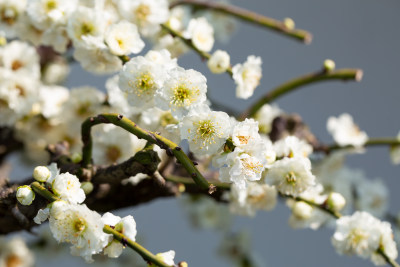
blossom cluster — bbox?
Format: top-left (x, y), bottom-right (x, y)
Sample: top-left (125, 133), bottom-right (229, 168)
top-left (16, 164), bottom-right (176, 265)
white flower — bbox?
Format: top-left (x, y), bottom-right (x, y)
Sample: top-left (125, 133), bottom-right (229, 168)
top-left (370, 221), bottom-right (398, 265)
top-left (207, 49), bottom-right (230, 74)
top-left (264, 157), bottom-right (315, 196)
top-left (180, 106), bottom-right (231, 156)
top-left (118, 55), bottom-right (167, 109)
top-left (273, 135), bottom-right (313, 158)
top-left (232, 55), bottom-right (262, 99)
top-left (105, 20), bottom-right (144, 56)
top-left (332, 212), bottom-right (383, 259)
top-left (33, 166), bottom-right (51, 182)
top-left (184, 17), bottom-right (214, 52)
top-left (101, 212), bottom-right (137, 258)
top-left (38, 85), bottom-right (69, 120)
top-left (327, 113), bottom-right (368, 147)
top-left (355, 178), bottom-right (388, 218)
top-left (67, 6), bottom-right (105, 46)
top-left (118, 0), bottom-right (169, 37)
top-left (16, 186), bottom-right (35, 205)
top-left (41, 25), bottom-right (70, 53)
top-left (73, 36), bottom-right (122, 74)
top-left (49, 201), bottom-right (111, 263)
top-left (0, 237), bottom-right (34, 267)
top-left (229, 182), bottom-right (277, 216)
top-left (0, 0), bottom-right (27, 38)
top-left (92, 124), bottom-right (147, 165)
top-left (156, 68), bottom-right (208, 119)
top-left (145, 49), bottom-right (178, 71)
top-left (27, 0), bottom-right (77, 30)
top-left (254, 103), bottom-right (282, 134)
top-left (181, 195), bottom-right (231, 230)
top-left (51, 172), bottom-right (85, 204)
top-left (105, 75), bottom-right (139, 116)
top-left (231, 118), bottom-right (261, 148)
top-left (0, 40), bottom-right (40, 80)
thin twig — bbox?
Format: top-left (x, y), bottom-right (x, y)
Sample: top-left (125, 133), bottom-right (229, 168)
top-left (169, 0), bottom-right (312, 43)
top-left (240, 68), bottom-right (363, 120)
top-left (317, 138), bottom-right (400, 154)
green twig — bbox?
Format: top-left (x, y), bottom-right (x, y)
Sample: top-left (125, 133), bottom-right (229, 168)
top-left (240, 68), bottom-right (363, 120)
top-left (319, 138), bottom-right (400, 154)
top-left (160, 23), bottom-right (233, 76)
top-left (104, 225), bottom-right (173, 267)
top-left (81, 113), bottom-right (213, 192)
top-left (169, 0), bottom-right (312, 43)
top-left (31, 182), bottom-right (60, 202)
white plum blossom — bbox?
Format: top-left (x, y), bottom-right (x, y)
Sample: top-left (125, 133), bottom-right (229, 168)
top-left (105, 20), bottom-right (144, 56)
top-left (180, 106), bottom-right (231, 156)
top-left (33, 166), bottom-right (51, 182)
top-left (327, 113), bottom-right (368, 147)
top-left (231, 118), bottom-right (261, 148)
top-left (27, 0), bottom-right (77, 30)
top-left (254, 103), bottom-right (282, 134)
top-left (37, 85), bottom-right (69, 120)
top-left (273, 135), bottom-right (313, 159)
top-left (207, 49), bottom-right (230, 74)
top-left (67, 6), bottom-right (105, 46)
top-left (51, 172), bottom-right (86, 204)
top-left (264, 157), bottom-right (315, 196)
top-left (118, 55), bottom-right (167, 109)
top-left (118, 0), bottom-right (169, 37)
top-left (144, 49), bottom-right (178, 71)
top-left (49, 201), bottom-right (111, 263)
top-left (0, 237), bottom-right (34, 267)
top-left (101, 212), bottom-right (137, 258)
top-left (232, 55), bottom-right (262, 99)
top-left (228, 182), bottom-right (277, 216)
top-left (0, 0), bottom-right (27, 38)
top-left (156, 68), bottom-right (208, 119)
top-left (355, 178), bottom-right (388, 218)
top-left (0, 40), bottom-right (40, 80)
top-left (73, 36), bottom-right (122, 74)
top-left (332, 211), bottom-right (397, 264)
top-left (184, 17), bottom-right (214, 52)
top-left (92, 124), bottom-right (147, 165)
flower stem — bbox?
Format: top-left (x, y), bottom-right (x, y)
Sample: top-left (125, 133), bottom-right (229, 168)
top-left (169, 0), bottom-right (312, 43)
top-left (160, 23), bottom-right (233, 76)
top-left (103, 225), bottom-right (173, 267)
top-left (319, 138), bottom-right (400, 153)
top-left (81, 113), bottom-right (213, 192)
top-left (31, 182), bottom-right (60, 202)
top-left (240, 68), bottom-right (363, 120)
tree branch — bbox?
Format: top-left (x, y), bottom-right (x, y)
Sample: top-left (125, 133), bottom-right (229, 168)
top-left (169, 0), bottom-right (312, 43)
top-left (240, 68), bottom-right (363, 120)
top-left (315, 138), bottom-right (400, 154)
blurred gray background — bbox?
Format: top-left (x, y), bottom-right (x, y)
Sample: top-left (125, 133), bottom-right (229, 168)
top-left (9, 0), bottom-right (400, 266)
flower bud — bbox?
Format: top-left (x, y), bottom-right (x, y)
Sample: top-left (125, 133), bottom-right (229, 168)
top-left (178, 262), bottom-right (188, 267)
top-left (283, 17), bottom-right (295, 30)
top-left (326, 192), bottom-right (346, 211)
top-left (33, 166), bottom-right (51, 182)
top-left (292, 201), bottom-right (313, 220)
top-left (323, 59), bottom-right (336, 71)
top-left (207, 50), bottom-right (230, 74)
top-left (16, 186), bottom-right (35, 205)
top-left (81, 182), bottom-right (94, 195)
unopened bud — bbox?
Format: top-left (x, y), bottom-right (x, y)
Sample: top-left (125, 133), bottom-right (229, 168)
top-left (326, 192), bottom-right (346, 211)
top-left (33, 166), bottom-right (51, 182)
top-left (178, 261), bottom-right (188, 267)
top-left (71, 152), bottom-right (82, 163)
top-left (283, 17), bottom-right (295, 30)
top-left (81, 182), bottom-right (94, 195)
top-left (292, 201), bottom-right (313, 220)
top-left (323, 59), bottom-right (336, 71)
top-left (207, 50), bottom-right (230, 74)
top-left (16, 186), bottom-right (35, 205)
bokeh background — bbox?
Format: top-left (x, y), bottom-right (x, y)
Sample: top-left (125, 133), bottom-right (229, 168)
top-left (8, 0), bottom-right (400, 266)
